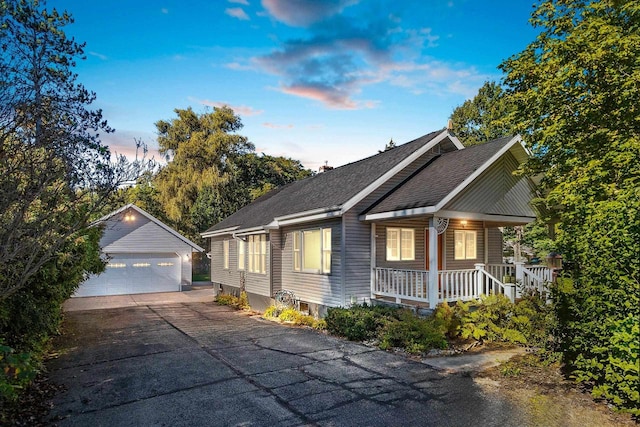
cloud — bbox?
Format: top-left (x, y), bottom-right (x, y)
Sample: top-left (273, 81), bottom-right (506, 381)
top-left (254, 8), bottom-right (485, 109)
top-left (229, 0), bottom-right (249, 4)
top-left (225, 7), bottom-right (250, 20)
top-left (192, 98), bottom-right (264, 116)
top-left (88, 51), bottom-right (108, 60)
top-left (262, 122), bottom-right (294, 129)
top-left (161, 7), bottom-right (169, 14)
top-left (262, 0), bottom-right (359, 27)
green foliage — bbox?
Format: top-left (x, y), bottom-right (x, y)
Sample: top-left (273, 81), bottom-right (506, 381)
top-left (0, 227), bottom-right (104, 353)
top-left (325, 304), bottom-right (398, 342)
top-left (263, 305), bottom-right (281, 318)
top-left (152, 107), bottom-right (312, 241)
top-left (433, 302), bottom-right (460, 338)
top-left (454, 294), bottom-right (553, 346)
top-left (449, 81), bottom-right (514, 146)
top-left (215, 291), bottom-right (250, 310)
top-left (277, 307), bottom-right (299, 322)
top-left (0, 344), bottom-right (37, 401)
top-left (500, 0), bottom-right (640, 414)
top-left (378, 310), bottom-right (448, 354)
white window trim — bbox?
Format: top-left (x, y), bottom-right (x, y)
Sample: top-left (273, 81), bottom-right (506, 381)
top-left (292, 227), bottom-right (332, 274)
top-left (248, 234), bottom-right (266, 274)
top-left (237, 239), bottom-right (245, 271)
top-left (386, 227), bottom-right (415, 261)
top-left (454, 230), bottom-right (477, 260)
top-left (223, 240), bottom-right (229, 270)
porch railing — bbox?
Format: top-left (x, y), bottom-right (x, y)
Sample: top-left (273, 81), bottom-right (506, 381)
top-left (372, 264), bottom-right (517, 307)
top-left (373, 268), bottom-right (430, 303)
top-left (486, 263), bottom-right (554, 295)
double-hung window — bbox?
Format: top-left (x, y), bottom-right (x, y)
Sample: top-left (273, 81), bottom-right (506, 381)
top-left (248, 235), bottom-right (266, 274)
top-left (454, 230), bottom-right (477, 260)
top-left (386, 228), bottom-right (415, 261)
top-left (223, 240), bottom-right (229, 269)
top-left (292, 228), bottom-right (332, 274)
top-left (237, 239), bottom-right (245, 270)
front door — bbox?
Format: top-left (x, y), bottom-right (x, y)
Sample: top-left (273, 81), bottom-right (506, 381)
top-left (425, 230), bottom-right (443, 271)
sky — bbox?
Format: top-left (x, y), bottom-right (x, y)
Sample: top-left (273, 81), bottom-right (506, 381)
top-left (49, 0), bottom-right (540, 171)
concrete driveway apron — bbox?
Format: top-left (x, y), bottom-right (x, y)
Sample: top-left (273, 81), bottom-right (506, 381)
top-left (48, 303), bottom-right (526, 426)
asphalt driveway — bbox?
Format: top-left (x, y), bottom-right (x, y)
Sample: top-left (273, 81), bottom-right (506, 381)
top-left (48, 302), bottom-right (526, 426)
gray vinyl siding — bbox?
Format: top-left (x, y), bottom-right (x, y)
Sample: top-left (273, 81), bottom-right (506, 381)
top-left (444, 152), bottom-right (536, 218)
top-left (269, 229), bottom-right (282, 295)
top-left (210, 235), bottom-right (271, 297)
top-left (374, 218), bottom-right (429, 270)
top-left (101, 213), bottom-right (191, 254)
top-left (487, 228), bottom-right (504, 264)
top-left (444, 220), bottom-right (485, 270)
top-left (342, 210), bottom-right (373, 304)
top-left (281, 219), bottom-right (342, 307)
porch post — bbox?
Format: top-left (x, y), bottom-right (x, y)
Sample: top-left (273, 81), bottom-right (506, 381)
top-left (428, 217), bottom-right (439, 309)
top-left (475, 263), bottom-right (485, 296)
top-left (514, 261), bottom-right (525, 298)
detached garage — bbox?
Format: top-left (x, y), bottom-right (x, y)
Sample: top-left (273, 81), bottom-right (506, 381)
top-left (74, 204), bottom-right (204, 297)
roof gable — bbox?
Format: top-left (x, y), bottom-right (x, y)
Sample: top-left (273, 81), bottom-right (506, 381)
top-left (362, 136), bottom-right (536, 221)
top-left (203, 129), bottom-right (458, 235)
top-left (97, 204), bottom-right (204, 252)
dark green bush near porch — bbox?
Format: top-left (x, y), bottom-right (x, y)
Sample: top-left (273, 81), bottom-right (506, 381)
top-left (325, 304), bottom-right (399, 341)
top-left (378, 309), bottom-right (448, 353)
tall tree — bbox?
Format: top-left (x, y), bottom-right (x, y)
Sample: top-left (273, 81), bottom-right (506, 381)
top-left (501, 0), bottom-right (639, 414)
top-left (449, 81), bottom-right (514, 146)
top-left (154, 107), bottom-right (312, 241)
top-left (0, 0), bottom-right (147, 300)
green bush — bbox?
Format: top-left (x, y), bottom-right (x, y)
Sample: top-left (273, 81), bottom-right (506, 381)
top-left (263, 305), bottom-right (281, 318)
top-left (325, 304), bottom-right (398, 341)
top-left (0, 344), bottom-right (37, 401)
top-left (215, 291), bottom-right (250, 310)
top-left (0, 227), bottom-right (104, 353)
top-left (552, 190), bottom-right (639, 415)
top-left (433, 302), bottom-right (461, 338)
top-left (379, 310), bottom-right (447, 353)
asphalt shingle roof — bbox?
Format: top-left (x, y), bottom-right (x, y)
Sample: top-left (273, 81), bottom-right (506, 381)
top-left (364, 136), bottom-right (514, 215)
top-left (204, 129), bottom-right (445, 233)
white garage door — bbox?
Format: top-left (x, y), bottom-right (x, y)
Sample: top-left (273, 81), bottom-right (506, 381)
top-left (75, 253), bottom-right (181, 297)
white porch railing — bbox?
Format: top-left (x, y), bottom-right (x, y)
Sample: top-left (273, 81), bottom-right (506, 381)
top-left (373, 268), bottom-right (430, 303)
top-left (487, 263), bottom-right (554, 295)
top-left (372, 264), bottom-right (518, 307)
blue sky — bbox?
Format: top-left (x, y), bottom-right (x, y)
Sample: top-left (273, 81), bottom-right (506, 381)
top-left (50, 0), bottom-right (539, 170)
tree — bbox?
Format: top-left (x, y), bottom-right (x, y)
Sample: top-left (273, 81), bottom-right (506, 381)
top-left (449, 81), bottom-right (514, 146)
top-left (0, 1), bottom-right (150, 298)
top-left (500, 0), bottom-right (639, 414)
top-left (153, 107), bottom-right (312, 241)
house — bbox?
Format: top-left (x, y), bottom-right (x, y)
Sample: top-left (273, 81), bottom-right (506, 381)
top-left (74, 204), bottom-right (204, 297)
top-left (202, 129), bottom-right (550, 315)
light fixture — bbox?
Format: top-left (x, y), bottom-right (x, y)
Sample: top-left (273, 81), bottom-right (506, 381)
top-left (461, 220), bottom-right (468, 227)
top-left (124, 213), bottom-right (136, 222)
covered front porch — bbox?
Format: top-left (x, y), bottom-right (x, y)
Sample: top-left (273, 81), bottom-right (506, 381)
top-left (372, 262), bottom-right (554, 308)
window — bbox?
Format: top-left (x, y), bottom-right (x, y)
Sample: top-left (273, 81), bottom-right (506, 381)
top-left (454, 230), bottom-right (477, 260)
top-left (223, 240), bottom-right (229, 269)
top-left (237, 239), bottom-right (245, 270)
top-left (248, 234), bottom-right (266, 274)
top-left (292, 228), bottom-right (332, 274)
top-left (386, 228), bottom-right (415, 261)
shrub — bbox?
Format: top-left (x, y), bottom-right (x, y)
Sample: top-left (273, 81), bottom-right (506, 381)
top-left (325, 304), bottom-right (397, 341)
top-left (215, 291), bottom-right (251, 310)
top-left (278, 308), bottom-right (300, 322)
top-left (263, 305), bottom-right (281, 318)
top-left (552, 190), bottom-right (640, 415)
top-left (455, 295), bottom-right (526, 344)
top-left (379, 310), bottom-right (447, 353)
top-left (433, 302), bottom-right (461, 338)
top-left (0, 344), bottom-right (37, 401)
